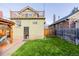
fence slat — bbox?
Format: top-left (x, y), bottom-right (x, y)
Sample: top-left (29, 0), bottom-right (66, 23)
top-left (56, 28), bottom-right (79, 44)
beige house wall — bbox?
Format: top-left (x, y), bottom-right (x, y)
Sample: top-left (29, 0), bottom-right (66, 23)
top-left (12, 19), bottom-right (45, 40)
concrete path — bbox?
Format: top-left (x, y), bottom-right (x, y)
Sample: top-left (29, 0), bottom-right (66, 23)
top-left (1, 39), bottom-right (26, 56)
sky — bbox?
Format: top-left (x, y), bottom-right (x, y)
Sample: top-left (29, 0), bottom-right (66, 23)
top-left (0, 3), bottom-right (79, 25)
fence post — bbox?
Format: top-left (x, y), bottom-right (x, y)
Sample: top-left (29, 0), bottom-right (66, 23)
top-left (75, 28), bottom-right (79, 45)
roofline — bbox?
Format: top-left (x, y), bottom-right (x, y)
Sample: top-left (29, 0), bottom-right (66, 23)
top-left (48, 24), bottom-right (54, 27)
top-left (19, 6), bottom-right (37, 14)
top-left (48, 19), bottom-right (69, 27)
top-left (0, 18), bottom-right (15, 25)
top-left (53, 10), bottom-right (79, 25)
top-left (10, 18), bottom-right (45, 20)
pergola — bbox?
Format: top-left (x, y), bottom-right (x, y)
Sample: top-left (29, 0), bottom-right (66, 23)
top-left (0, 18), bottom-right (14, 46)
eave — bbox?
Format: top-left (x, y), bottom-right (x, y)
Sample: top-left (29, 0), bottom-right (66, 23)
top-left (10, 18), bottom-right (45, 20)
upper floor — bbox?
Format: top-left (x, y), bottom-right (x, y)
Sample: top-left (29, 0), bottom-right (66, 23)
top-left (10, 6), bottom-right (45, 19)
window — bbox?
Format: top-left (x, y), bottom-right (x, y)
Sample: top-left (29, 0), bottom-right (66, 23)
top-left (16, 20), bottom-right (21, 27)
top-left (33, 21), bottom-right (37, 24)
top-left (26, 14), bottom-right (28, 17)
top-left (25, 13), bottom-right (32, 17)
top-left (70, 21), bottom-right (76, 28)
top-left (28, 13), bottom-right (32, 17)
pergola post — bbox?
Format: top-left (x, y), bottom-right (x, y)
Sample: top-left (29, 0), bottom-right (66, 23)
top-left (9, 26), bottom-right (13, 44)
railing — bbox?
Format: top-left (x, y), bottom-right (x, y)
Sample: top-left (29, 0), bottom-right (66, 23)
top-left (56, 28), bottom-right (79, 45)
top-left (10, 11), bottom-right (45, 18)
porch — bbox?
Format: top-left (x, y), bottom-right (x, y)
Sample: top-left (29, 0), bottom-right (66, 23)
top-left (0, 18), bottom-right (14, 55)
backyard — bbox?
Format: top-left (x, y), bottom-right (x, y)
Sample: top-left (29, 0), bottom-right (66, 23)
top-left (12, 36), bottom-right (79, 56)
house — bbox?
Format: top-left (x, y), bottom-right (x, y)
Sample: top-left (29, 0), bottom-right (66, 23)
top-left (49, 7), bottom-right (79, 44)
top-left (10, 6), bottom-right (45, 41)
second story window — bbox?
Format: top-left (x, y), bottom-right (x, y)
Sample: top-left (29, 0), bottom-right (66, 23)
top-left (26, 14), bottom-right (28, 17)
top-left (26, 13), bottom-right (32, 17)
top-left (33, 21), bottom-right (37, 24)
top-left (16, 20), bottom-right (21, 27)
top-left (28, 13), bottom-right (32, 17)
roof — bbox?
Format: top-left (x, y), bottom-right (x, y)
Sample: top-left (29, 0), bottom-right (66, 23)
top-left (49, 10), bottom-right (79, 27)
top-left (19, 6), bottom-right (39, 14)
top-left (0, 18), bottom-right (15, 25)
top-left (10, 6), bottom-right (45, 19)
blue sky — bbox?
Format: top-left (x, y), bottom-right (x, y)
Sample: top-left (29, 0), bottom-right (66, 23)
top-left (0, 3), bottom-right (79, 25)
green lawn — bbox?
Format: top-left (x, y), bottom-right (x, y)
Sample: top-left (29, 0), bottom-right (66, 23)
top-left (12, 36), bottom-right (79, 56)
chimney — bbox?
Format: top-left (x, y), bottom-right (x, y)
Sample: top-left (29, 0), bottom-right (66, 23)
top-left (58, 16), bottom-right (60, 20)
top-left (0, 11), bottom-right (3, 18)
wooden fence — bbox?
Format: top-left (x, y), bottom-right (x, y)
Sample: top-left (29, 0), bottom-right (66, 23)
top-left (56, 28), bottom-right (79, 45)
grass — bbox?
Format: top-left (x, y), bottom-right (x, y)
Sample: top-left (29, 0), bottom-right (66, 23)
top-left (12, 36), bottom-right (79, 56)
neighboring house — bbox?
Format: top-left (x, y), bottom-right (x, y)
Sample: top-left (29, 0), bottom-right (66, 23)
top-left (10, 6), bottom-right (45, 41)
top-left (49, 7), bottom-right (79, 44)
top-left (49, 7), bottom-right (79, 29)
top-left (0, 11), bottom-right (14, 48)
top-left (0, 18), bottom-right (14, 55)
top-left (0, 11), bottom-right (15, 55)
